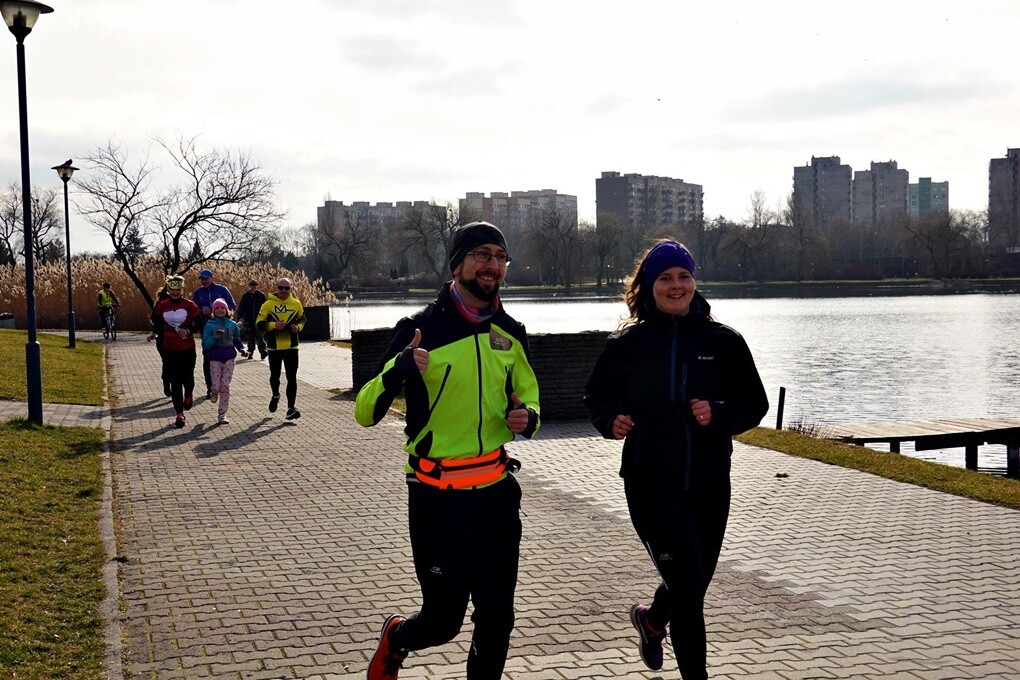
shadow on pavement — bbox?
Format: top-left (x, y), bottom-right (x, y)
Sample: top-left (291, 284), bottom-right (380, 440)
top-left (193, 418), bottom-right (298, 458)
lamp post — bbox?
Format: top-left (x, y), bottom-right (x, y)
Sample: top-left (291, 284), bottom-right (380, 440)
top-left (2, 1), bottom-right (54, 425)
top-left (52, 160), bottom-right (77, 348)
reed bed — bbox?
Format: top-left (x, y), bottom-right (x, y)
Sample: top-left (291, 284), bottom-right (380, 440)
top-left (0, 257), bottom-right (336, 332)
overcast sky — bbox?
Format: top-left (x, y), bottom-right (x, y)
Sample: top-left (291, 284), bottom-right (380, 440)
top-left (2, 0), bottom-right (1018, 254)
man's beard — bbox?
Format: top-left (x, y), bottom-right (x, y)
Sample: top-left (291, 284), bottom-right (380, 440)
top-left (458, 273), bottom-right (500, 303)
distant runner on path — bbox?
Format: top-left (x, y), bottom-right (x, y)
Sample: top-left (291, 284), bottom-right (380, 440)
top-left (237, 278), bottom-right (268, 360)
top-left (201, 298), bottom-right (246, 424)
top-left (256, 277), bottom-right (306, 420)
top-left (355, 222), bottom-right (541, 680)
top-left (149, 275), bottom-right (201, 429)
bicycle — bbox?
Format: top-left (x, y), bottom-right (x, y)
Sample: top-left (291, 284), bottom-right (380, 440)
top-left (101, 306), bottom-right (118, 341)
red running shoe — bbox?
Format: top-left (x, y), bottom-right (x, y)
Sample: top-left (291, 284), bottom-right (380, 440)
top-left (367, 614), bottom-right (407, 679)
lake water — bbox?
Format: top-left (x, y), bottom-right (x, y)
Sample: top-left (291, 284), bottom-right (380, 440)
top-left (331, 293), bottom-right (1020, 474)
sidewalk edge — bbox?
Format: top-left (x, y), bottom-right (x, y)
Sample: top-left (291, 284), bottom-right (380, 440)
top-left (97, 345), bottom-right (124, 680)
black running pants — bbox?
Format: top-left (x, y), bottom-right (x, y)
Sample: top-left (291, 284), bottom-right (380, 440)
top-left (391, 474), bottom-right (522, 680)
top-left (267, 349), bottom-right (299, 409)
top-left (625, 475), bottom-right (730, 680)
top-left (163, 348), bottom-right (196, 415)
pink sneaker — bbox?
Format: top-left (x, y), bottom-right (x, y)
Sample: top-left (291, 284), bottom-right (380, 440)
top-left (630, 604), bottom-right (666, 671)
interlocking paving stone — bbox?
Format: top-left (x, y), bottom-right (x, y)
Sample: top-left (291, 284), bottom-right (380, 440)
top-left (42, 333), bottom-right (1018, 679)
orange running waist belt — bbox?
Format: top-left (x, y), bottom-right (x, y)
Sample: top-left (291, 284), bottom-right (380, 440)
top-left (408, 449), bottom-right (510, 490)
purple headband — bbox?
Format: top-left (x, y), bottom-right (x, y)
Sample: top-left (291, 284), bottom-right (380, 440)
top-left (643, 242), bottom-right (696, 286)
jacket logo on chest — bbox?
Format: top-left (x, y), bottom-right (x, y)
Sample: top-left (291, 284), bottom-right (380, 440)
top-left (274, 304), bottom-right (289, 315)
top-left (489, 330), bottom-right (512, 351)
top-left (698, 355), bottom-right (715, 361)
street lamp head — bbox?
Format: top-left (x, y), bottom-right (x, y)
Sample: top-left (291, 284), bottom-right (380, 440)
top-left (52, 159), bottom-right (78, 182)
top-left (1, 1), bottom-right (53, 41)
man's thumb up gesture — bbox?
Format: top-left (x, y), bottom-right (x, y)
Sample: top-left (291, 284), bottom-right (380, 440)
top-left (397, 327), bottom-right (430, 375)
top-left (506, 392), bottom-right (530, 434)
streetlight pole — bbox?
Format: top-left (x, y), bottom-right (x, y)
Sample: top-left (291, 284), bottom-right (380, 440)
top-left (2, 1), bottom-right (54, 425)
top-left (52, 160), bottom-right (78, 348)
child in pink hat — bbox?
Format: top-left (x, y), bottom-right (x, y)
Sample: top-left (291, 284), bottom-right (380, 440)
top-left (201, 298), bottom-right (245, 424)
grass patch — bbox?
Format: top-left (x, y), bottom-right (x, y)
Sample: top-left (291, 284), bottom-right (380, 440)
top-left (0, 419), bottom-right (107, 679)
top-left (738, 427), bottom-right (1020, 511)
top-left (0, 330), bottom-right (104, 406)
top-left (327, 339), bottom-right (351, 349)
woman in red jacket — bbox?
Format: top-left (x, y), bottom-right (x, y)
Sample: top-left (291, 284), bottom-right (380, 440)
top-left (149, 275), bottom-right (202, 428)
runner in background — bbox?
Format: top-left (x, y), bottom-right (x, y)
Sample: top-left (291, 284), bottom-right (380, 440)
top-left (191, 268), bottom-right (236, 399)
top-left (237, 278), bottom-right (268, 360)
top-left (256, 277), bottom-right (306, 420)
top-left (150, 275), bottom-right (202, 429)
top-left (201, 298), bottom-right (246, 424)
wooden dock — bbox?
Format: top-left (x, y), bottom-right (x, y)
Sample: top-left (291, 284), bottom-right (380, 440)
top-left (823, 417), bottom-right (1020, 477)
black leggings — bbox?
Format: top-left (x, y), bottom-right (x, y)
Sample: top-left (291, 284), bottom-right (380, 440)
top-left (202, 350), bottom-right (212, 392)
top-left (391, 475), bottom-right (522, 680)
top-left (267, 349), bottom-right (299, 409)
top-left (162, 348), bottom-right (196, 415)
top-left (625, 475), bottom-right (730, 680)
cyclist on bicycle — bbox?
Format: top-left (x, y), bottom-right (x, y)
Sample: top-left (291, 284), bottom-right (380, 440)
top-left (97, 282), bottom-right (120, 332)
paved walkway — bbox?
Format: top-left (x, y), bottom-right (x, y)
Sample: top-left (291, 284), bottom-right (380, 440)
top-left (31, 333), bottom-right (1020, 678)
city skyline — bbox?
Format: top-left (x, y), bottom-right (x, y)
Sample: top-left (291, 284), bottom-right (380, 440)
top-left (2, 0), bottom-right (1018, 255)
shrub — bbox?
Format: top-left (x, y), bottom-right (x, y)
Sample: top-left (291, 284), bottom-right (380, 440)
top-left (0, 257), bottom-right (337, 331)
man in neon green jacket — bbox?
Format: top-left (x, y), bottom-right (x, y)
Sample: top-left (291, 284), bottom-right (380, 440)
top-left (357, 222), bottom-right (540, 680)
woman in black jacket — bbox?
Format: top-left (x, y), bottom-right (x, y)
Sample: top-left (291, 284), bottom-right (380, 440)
top-left (584, 240), bottom-right (768, 679)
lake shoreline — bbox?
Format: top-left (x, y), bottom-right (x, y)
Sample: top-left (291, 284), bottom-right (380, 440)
top-left (342, 277), bottom-right (1020, 304)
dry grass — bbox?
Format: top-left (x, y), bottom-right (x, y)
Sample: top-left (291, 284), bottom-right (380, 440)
top-left (0, 257), bottom-right (337, 332)
top-left (738, 427), bottom-right (1020, 511)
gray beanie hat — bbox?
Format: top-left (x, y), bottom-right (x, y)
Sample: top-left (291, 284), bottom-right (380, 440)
top-left (448, 221), bottom-right (508, 272)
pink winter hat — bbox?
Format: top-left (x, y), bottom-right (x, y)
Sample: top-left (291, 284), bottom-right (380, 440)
top-left (212, 298), bottom-right (229, 311)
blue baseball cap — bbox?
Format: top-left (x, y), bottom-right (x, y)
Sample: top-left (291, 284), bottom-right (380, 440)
top-left (199, 269), bottom-right (213, 279)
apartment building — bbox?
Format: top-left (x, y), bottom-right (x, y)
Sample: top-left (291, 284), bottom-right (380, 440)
top-left (317, 200), bottom-right (434, 231)
top-left (852, 161), bottom-right (909, 226)
top-left (459, 190), bottom-right (578, 232)
top-left (908, 178), bottom-right (949, 218)
top-left (316, 199), bottom-right (431, 272)
top-left (792, 156), bottom-right (852, 226)
top-left (989, 148), bottom-right (1020, 247)
top-left (595, 171), bottom-right (704, 230)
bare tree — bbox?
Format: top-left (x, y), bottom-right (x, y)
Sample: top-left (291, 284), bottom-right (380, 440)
top-left (739, 190), bottom-right (777, 280)
top-left (0, 182), bottom-right (20, 267)
top-left (591, 213), bottom-right (624, 287)
top-left (315, 209), bottom-right (380, 288)
top-left (76, 136), bottom-right (285, 307)
top-left (397, 202), bottom-right (463, 285)
top-left (783, 192), bottom-right (824, 281)
top-left (0, 182), bottom-right (65, 265)
top-left (903, 210), bottom-right (977, 278)
top-left (525, 209), bottom-right (582, 288)
top-left (28, 186), bottom-right (63, 264)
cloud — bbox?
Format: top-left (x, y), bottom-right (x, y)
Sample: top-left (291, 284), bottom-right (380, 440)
top-left (343, 34), bottom-right (445, 72)
top-left (411, 66), bottom-right (508, 98)
top-left (727, 76), bottom-right (1002, 122)
top-left (324, 0), bottom-right (523, 24)
top-left (583, 94), bottom-right (632, 116)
